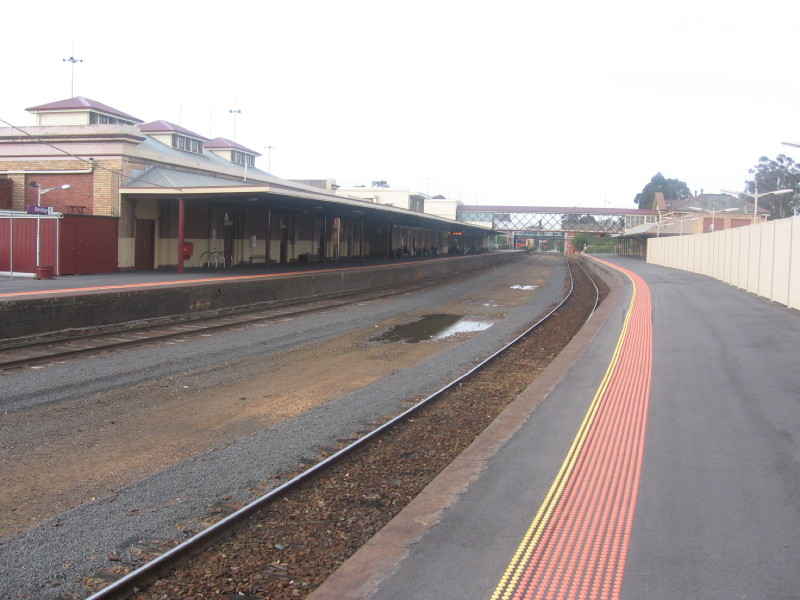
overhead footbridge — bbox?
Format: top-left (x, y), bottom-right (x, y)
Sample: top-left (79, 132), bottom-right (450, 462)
top-left (457, 205), bottom-right (659, 252)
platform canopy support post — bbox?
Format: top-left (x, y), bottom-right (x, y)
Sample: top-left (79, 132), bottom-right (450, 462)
top-left (178, 196), bottom-right (185, 274)
top-left (266, 208), bottom-right (272, 266)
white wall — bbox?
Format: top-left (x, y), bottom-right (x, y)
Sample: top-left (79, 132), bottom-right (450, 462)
top-left (337, 188), bottom-right (409, 209)
top-left (647, 215), bottom-right (800, 310)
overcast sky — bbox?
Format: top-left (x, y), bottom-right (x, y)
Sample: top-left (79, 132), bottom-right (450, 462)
top-left (2, 0), bottom-right (798, 208)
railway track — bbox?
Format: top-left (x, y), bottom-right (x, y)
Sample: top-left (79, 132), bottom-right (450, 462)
top-left (79, 256), bottom-right (605, 600)
top-left (0, 274), bottom-right (466, 371)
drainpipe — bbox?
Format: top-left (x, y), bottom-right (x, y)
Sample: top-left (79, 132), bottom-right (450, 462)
top-left (0, 168), bottom-right (94, 175)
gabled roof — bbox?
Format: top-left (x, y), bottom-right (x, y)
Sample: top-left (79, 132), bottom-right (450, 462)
top-left (134, 135), bottom-right (270, 175)
top-left (25, 96), bottom-right (143, 123)
top-left (205, 137), bottom-right (261, 156)
top-left (139, 120), bottom-right (209, 141)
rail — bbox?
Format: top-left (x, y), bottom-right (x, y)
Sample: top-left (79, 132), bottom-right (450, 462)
top-left (83, 257), bottom-right (601, 600)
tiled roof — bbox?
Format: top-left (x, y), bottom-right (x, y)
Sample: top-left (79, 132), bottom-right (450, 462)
top-left (132, 137), bottom-right (276, 179)
top-left (139, 120), bottom-right (209, 141)
top-left (205, 137), bottom-right (261, 156)
top-left (25, 96), bottom-right (142, 123)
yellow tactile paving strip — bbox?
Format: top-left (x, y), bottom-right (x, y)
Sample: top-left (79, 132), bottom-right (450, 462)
top-left (490, 258), bottom-right (652, 600)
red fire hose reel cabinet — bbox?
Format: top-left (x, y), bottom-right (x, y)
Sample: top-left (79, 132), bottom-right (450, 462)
top-left (182, 241), bottom-right (194, 260)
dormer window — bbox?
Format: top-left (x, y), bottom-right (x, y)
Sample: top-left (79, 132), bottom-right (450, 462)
top-left (26, 97), bottom-right (143, 127)
top-left (140, 121), bottom-right (209, 155)
top-left (232, 150), bottom-right (255, 167)
top-left (172, 134), bottom-right (204, 154)
top-left (206, 137), bottom-right (261, 167)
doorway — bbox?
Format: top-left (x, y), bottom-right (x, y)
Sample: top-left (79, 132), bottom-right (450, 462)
top-left (135, 219), bottom-right (155, 270)
top-left (60, 222), bottom-right (77, 275)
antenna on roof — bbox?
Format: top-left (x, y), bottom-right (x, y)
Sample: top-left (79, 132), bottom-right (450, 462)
top-left (229, 107), bottom-right (241, 142)
top-left (62, 41), bottom-right (83, 98)
top-left (265, 145), bottom-right (276, 173)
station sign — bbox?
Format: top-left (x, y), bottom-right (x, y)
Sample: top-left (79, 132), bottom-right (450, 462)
top-left (513, 230), bottom-right (566, 239)
top-left (26, 205), bottom-right (54, 215)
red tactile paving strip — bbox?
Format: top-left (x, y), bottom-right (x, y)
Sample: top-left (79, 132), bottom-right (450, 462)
top-left (491, 258), bottom-right (652, 600)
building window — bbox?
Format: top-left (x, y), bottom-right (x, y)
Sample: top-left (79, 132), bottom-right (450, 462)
top-left (625, 215), bottom-right (656, 228)
top-left (90, 112), bottom-right (135, 126)
top-left (232, 150), bottom-right (255, 166)
top-left (172, 134), bottom-right (203, 154)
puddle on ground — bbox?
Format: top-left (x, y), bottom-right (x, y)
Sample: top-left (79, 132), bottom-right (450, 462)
top-left (510, 285), bottom-right (539, 291)
top-left (431, 318), bottom-right (493, 340)
top-left (374, 314), bottom-right (494, 343)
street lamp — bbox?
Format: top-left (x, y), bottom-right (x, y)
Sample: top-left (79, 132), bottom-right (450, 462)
top-left (27, 182), bottom-right (71, 268)
top-left (29, 182), bottom-right (71, 207)
top-left (660, 215), bottom-right (699, 235)
top-left (720, 186), bottom-right (793, 224)
top-left (688, 205), bottom-right (739, 231)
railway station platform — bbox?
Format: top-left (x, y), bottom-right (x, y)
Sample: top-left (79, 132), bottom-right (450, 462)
top-left (0, 251), bottom-right (521, 342)
top-left (309, 255), bottom-right (800, 600)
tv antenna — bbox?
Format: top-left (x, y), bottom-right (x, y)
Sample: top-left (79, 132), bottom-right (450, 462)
top-left (265, 145), bottom-right (276, 172)
top-left (229, 108), bottom-right (241, 142)
top-left (62, 42), bottom-right (83, 97)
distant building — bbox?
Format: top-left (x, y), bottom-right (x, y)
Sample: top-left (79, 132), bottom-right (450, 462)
top-left (616, 192), bottom-right (768, 258)
top-left (337, 187), bottom-right (429, 213)
top-left (667, 193), bottom-right (766, 232)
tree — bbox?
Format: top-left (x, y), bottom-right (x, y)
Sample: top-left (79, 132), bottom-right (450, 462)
top-left (572, 233), bottom-right (592, 252)
top-left (745, 154), bottom-right (800, 219)
top-left (634, 173), bottom-right (691, 209)
top-left (561, 213), bottom-right (598, 231)
top-left (371, 180), bottom-right (390, 188)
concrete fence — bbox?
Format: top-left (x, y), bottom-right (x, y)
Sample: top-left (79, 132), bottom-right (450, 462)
top-left (647, 215), bottom-right (800, 311)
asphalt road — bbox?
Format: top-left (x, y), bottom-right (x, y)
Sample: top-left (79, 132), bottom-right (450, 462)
top-left (349, 256), bottom-right (800, 600)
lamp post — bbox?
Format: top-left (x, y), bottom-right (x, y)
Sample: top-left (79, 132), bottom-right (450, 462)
top-left (28, 182), bottom-right (71, 268)
top-left (659, 215), bottom-right (698, 235)
top-left (688, 204), bottom-right (739, 231)
top-left (677, 215), bottom-right (699, 235)
top-left (721, 186), bottom-right (793, 224)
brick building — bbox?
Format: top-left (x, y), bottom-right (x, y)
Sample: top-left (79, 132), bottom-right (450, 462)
top-left (1, 97), bottom-right (487, 275)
